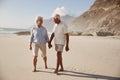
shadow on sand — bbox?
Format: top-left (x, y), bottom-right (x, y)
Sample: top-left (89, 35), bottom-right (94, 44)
top-left (35, 68), bottom-right (120, 80)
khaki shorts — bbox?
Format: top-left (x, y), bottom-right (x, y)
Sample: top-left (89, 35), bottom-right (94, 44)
top-left (55, 44), bottom-right (64, 52)
top-left (33, 44), bottom-right (46, 57)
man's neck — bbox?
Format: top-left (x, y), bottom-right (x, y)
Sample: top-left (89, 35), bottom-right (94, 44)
top-left (37, 25), bottom-right (42, 28)
top-left (57, 21), bottom-right (61, 24)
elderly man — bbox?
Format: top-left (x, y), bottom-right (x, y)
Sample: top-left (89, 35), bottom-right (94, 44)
top-left (49, 14), bottom-right (69, 74)
top-left (29, 16), bottom-right (49, 72)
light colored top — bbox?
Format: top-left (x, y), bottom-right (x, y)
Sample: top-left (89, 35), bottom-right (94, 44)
top-left (30, 25), bottom-right (49, 44)
top-left (53, 22), bottom-right (68, 45)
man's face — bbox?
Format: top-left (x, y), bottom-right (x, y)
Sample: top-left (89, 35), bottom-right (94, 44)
top-left (36, 19), bottom-right (43, 26)
top-left (53, 18), bottom-right (60, 24)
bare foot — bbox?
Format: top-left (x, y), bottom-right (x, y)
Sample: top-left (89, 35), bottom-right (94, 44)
top-left (32, 69), bottom-right (36, 72)
top-left (54, 70), bottom-right (58, 74)
top-left (45, 66), bottom-right (48, 69)
top-left (59, 69), bottom-right (64, 71)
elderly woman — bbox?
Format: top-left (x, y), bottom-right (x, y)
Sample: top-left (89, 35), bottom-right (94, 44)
top-left (29, 16), bottom-right (49, 72)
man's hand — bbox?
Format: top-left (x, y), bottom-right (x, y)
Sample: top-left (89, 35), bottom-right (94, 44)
top-left (65, 33), bottom-right (69, 52)
top-left (48, 43), bottom-right (52, 49)
top-left (48, 33), bottom-right (54, 49)
top-left (29, 45), bottom-right (32, 50)
top-left (65, 45), bottom-right (69, 52)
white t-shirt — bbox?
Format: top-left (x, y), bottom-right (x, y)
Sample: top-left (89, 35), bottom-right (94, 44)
top-left (53, 22), bottom-right (68, 45)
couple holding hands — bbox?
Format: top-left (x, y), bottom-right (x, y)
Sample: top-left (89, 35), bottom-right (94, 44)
top-left (29, 14), bottom-right (69, 74)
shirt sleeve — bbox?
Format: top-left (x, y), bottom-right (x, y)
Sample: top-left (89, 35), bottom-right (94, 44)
top-left (45, 29), bottom-right (49, 42)
top-left (29, 28), bottom-right (34, 43)
top-left (63, 24), bottom-right (68, 34)
top-left (52, 24), bottom-right (57, 33)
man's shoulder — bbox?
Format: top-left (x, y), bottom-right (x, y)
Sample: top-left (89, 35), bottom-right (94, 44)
top-left (42, 26), bottom-right (47, 29)
top-left (30, 25), bottom-right (37, 31)
top-left (60, 22), bottom-right (67, 27)
top-left (41, 26), bottom-right (47, 31)
top-left (33, 27), bottom-right (36, 29)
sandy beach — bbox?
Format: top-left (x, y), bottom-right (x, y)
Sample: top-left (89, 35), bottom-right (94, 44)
top-left (0, 34), bottom-right (120, 80)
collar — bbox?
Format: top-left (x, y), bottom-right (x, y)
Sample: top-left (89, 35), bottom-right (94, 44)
top-left (35, 25), bottom-right (43, 29)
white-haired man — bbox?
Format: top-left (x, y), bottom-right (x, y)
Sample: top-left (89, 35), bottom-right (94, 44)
top-left (29, 16), bottom-right (49, 72)
top-left (49, 14), bottom-right (69, 74)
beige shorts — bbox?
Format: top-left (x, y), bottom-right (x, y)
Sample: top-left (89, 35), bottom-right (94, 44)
top-left (33, 44), bottom-right (46, 57)
top-left (55, 44), bottom-right (64, 52)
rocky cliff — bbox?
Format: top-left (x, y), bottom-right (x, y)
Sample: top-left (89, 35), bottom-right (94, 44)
top-left (72, 0), bottom-right (120, 36)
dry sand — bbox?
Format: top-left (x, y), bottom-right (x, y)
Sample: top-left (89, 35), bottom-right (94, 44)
top-left (0, 34), bottom-right (120, 80)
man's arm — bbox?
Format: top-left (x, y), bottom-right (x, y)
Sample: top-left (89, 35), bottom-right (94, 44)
top-left (65, 33), bottom-right (69, 51)
top-left (29, 42), bottom-right (32, 50)
top-left (45, 30), bottom-right (49, 43)
top-left (29, 29), bottom-right (34, 50)
top-left (48, 33), bottom-right (54, 48)
top-left (29, 35), bottom-right (33, 50)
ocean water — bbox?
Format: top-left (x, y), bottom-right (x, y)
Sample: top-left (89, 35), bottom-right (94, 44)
top-left (0, 28), bottom-right (30, 34)
top-left (0, 27), bottom-right (52, 36)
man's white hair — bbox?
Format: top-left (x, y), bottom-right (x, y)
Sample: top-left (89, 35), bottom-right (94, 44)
top-left (36, 16), bottom-right (43, 21)
top-left (54, 14), bottom-right (60, 19)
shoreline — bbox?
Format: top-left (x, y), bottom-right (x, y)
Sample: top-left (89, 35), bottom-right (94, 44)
top-left (2, 32), bottom-right (120, 40)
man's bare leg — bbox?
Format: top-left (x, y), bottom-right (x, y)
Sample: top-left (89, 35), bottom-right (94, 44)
top-left (43, 56), bottom-right (48, 69)
top-left (54, 52), bottom-right (61, 73)
top-left (33, 56), bottom-right (37, 72)
top-left (59, 53), bottom-right (64, 71)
